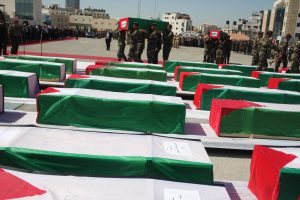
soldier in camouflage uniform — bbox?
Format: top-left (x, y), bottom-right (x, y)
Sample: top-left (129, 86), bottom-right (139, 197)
top-left (215, 34), bottom-right (226, 64)
top-left (251, 32), bottom-right (263, 65)
top-left (274, 34), bottom-right (292, 72)
top-left (136, 31), bottom-right (146, 62)
top-left (147, 23), bottom-right (162, 64)
top-left (162, 24), bottom-right (174, 63)
top-left (8, 19), bottom-right (22, 55)
top-left (117, 29), bottom-right (127, 61)
top-left (257, 31), bottom-right (275, 71)
top-left (127, 22), bottom-right (140, 62)
top-left (203, 32), bottom-right (211, 62)
top-left (224, 35), bottom-right (232, 64)
top-left (290, 38), bottom-right (300, 73)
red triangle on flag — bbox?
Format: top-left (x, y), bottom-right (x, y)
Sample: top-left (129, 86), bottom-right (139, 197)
top-left (0, 169), bottom-right (46, 199)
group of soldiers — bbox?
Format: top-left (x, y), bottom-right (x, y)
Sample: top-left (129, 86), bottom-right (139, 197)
top-left (117, 22), bottom-right (174, 64)
top-left (0, 10), bottom-right (79, 55)
top-left (203, 32), bottom-right (232, 64)
top-left (251, 31), bottom-right (300, 73)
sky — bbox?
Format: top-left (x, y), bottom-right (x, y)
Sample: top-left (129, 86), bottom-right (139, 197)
top-left (43, 0), bottom-right (275, 26)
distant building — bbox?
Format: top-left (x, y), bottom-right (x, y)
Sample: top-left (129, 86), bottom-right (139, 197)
top-left (198, 24), bottom-right (220, 34)
top-left (43, 4), bottom-right (116, 31)
top-left (269, 0), bottom-right (300, 38)
top-left (261, 10), bottom-right (271, 35)
top-left (0, 0), bottom-right (42, 24)
top-left (66, 0), bottom-right (80, 9)
top-left (162, 12), bottom-right (192, 35)
top-left (223, 11), bottom-right (264, 39)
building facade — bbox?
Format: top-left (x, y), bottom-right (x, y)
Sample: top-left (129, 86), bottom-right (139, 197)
top-left (269, 0), bottom-right (300, 38)
top-left (162, 12), bottom-right (192, 35)
top-left (0, 0), bottom-right (42, 24)
top-left (261, 10), bottom-right (271, 35)
top-left (198, 23), bottom-right (220, 34)
top-left (66, 0), bottom-right (80, 9)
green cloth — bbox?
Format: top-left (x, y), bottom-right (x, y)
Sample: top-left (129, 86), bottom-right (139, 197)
top-left (278, 167), bottom-right (300, 200)
top-left (200, 87), bottom-right (300, 110)
top-left (89, 67), bottom-right (167, 82)
top-left (278, 80), bottom-right (300, 92)
top-left (222, 65), bottom-right (273, 76)
top-left (6, 55), bottom-right (75, 74)
top-left (66, 77), bottom-right (176, 96)
top-left (37, 91), bottom-right (185, 134)
top-left (164, 60), bottom-right (218, 73)
top-left (259, 72), bottom-right (300, 86)
top-left (0, 59), bottom-right (64, 82)
top-left (0, 74), bottom-right (33, 98)
top-left (176, 67), bottom-right (242, 81)
top-left (124, 18), bottom-right (168, 32)
top-left (108, 62), bottom-right (163, 71)
top-left (220, 107), bottom-right (300, 139)
top-left (0, 147), bottom-right (213, 185)
top-left (182, 74), bottom-right (260, 92)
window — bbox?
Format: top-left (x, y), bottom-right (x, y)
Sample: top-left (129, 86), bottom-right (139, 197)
top-left (298, 13), bottom-right (300, 18)
top-left (297, 23), bottom-right (300, 27)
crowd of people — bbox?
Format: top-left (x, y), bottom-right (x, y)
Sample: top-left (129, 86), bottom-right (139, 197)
top-left (116, 22), bottom-right (174, 64)
top-left (202, 32), bottom-right (232, 64)
top-left (0, 10), bottom-right (80, 56)
top-left (251, 31), bottom-right (299, 73)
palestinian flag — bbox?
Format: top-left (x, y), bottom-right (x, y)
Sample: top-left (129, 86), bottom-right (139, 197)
top-left (0, 168), bottom-right (229, 199)
top-left (37, 88), bottom-right (185, 134)
top-left (249, 145), bottom-right (300, 200)
top-left (219, 64), bottom-right (273, 76)
top-left (174, 66), bottom-right (242, 81)
top-left (119, 17), bottom-right (169, 33)
top-left (251, 71), bottom-right (300, 87)
top-left (0, 126), bottom-right (212, 184)
top-left (209, 99), bottom-right (300, 139)
top-left (193, 84), bottom-right (300, 110)
top-left (268, 78), bottom-right (300, 93)
top-left (107, 62), bottom-right (164, 71)
top-left (0, 58), bottom-right (65, 82)
top-left (6, 55), bottom-right (77, 74)
top-left (66, 74), bottom-right (176, 96)
top-left (0, 70), bottom-right (40, 98)
top-left (87, 66), bottom-right (167, 82)
top-left (164, 60), bottom-right (218, 73)
top-left (180, 73), bottom-right (260, 92)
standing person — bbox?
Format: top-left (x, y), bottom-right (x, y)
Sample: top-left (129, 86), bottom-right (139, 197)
top-left (8, 19), bottom-right (22, 55)
top-left (290, 37), bottom-right (300, 73)
top-left (136, 31), bottom-right (146, 62)
top-left (274, 34), bottom-right (292, 72)
top-left (105, 30), bottom-right (113, 51)
top-left (257, 31), bottom-right (275, 71)
top-left (147, 23), bottom-right (162, 64)
top-left (127, 22), bottom-right (140, 62)
top-left (252, 32), bottom-right (263, 65)
top-left (203, 32), bottom-right (211, 62)
top-left (117, 29), bottom-right (127, 61)
top-left (215, 35), bottom-right (226, 64)
top-left (224, 35), bottom-right (232, 64)
top-left (0, 14), bottom-right (8, 56)
top-left (162, 24), bottom-right (174, 63)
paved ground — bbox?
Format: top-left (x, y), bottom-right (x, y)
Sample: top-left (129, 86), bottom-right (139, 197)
top-left (23, 37), bottom-right (253, 65)
top-left (18, 38), bottom-right (254, 182)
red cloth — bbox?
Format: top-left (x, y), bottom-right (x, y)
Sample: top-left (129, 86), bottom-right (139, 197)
top-left (0, 169), bottom-right (46, 199)
top-left (268, 78), bottom-right (290, 89)
top-left (251, 71), bottom-right (262, 79)
top-left (37, 87), bottom-right (60, 97)
top-left (179, 72), bottom-right (201, 89)
top-left (68, 74), bottom-right (90, 79)
top-left (174, 66), bottom-right (182, 81)
top-left (85, 65), bottom-right (108, 75)
top-left (248, 146), bottom-right (297, 200)
top-left (193, 84), bottom-right (223, 109)
top-left (279, 68), bottom-right (289, 73)
top-left (95, 60), bottom-right (115, 65)
top-left (218, 64), bottom-right (230, 69)
top-left (209, 99), bottom-right (261, 136)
